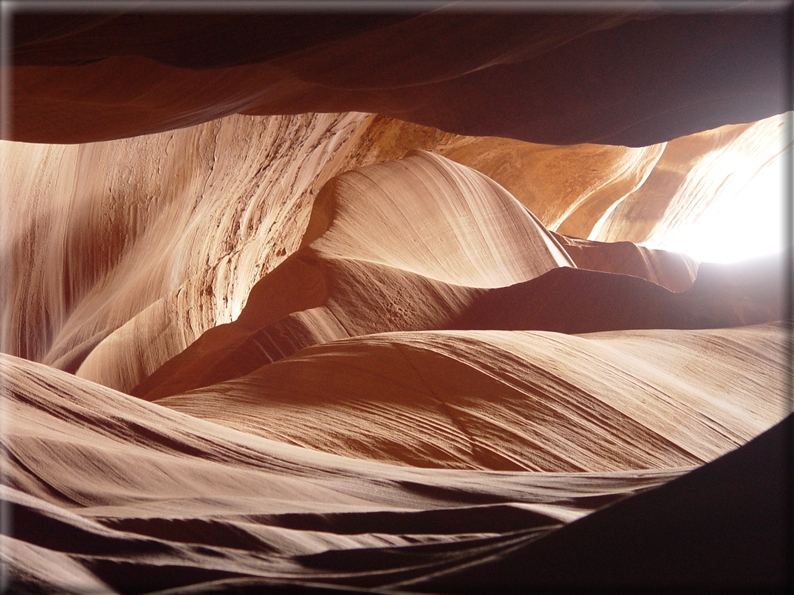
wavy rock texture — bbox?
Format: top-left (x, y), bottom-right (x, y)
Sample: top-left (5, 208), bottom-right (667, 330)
top-left (130, 146), bottom-right (781, 403)
top-left (2, 106), bottom-right (789, 593)
top-left (129, 148), bottom-right (710, 402)
top-left (2, 11), bottom-right (792, 591)
top-left (158, 324), bottom-right (787, 472)
top-left (4, 112), bottom-right (779, 396)
top-left (11, 110), bottom-right (780, 395)
top-left (305, 113), bottom-right (790, 249)
top-left (437, 135), bottom-right (667, 238)
top-left (128, 147), bottom-right (573, 400)
top-left (90, 147), bottom-right (577, 398)
top-left (3, 114), bottom-right (468, 394)
top-left (1, 113), bottom-right (368, 368)
top-left (302, 150), bottom-right (573, 286)
top-left (1, 117), bottom-right (715, 399)
top-left (1, 353), bottom-right (688, 594)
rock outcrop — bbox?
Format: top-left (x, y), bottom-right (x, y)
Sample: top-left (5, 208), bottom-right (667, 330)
top-left (9, 10), bottom-right (790, 146)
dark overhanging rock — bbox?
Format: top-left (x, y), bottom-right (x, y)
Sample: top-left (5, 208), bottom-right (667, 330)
top-left (7, 7), bottom-right (793, 145)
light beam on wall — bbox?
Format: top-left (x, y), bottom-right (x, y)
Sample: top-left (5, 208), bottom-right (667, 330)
top-left (641, 115), bottom-right (790, 264)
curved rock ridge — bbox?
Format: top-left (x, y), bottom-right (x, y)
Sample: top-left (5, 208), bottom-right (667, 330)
top-left (9, 11), bottom-right (790, 146)
top-left (320, 114), bottom-right (667, 242)
top-left (130, 255), bottom-right (486, 401)
top-left (131, 150), bottom-right (572, 400)
top-left (130, 148), bottom-right (783, 402)
top-left (319, 112), bottom-right (787, 251)
top-left (435, 134), bottom-right (667, 239)
top-left (0, 352), bottom-right (686, 593)
top-left (132, 246), bottom-right (781, 404)
top-left (451, 253), bottom-right (783, 334)
top-left (302, 150), bottom-right (574, 287)
top-left (156, 323), bottom-right (788, 472)
top-left (2, 112), bottom-right (724, 400)
top-left (550, 233), bottom-right (698, 293)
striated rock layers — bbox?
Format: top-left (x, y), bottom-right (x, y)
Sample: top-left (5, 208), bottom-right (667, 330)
top-left (1, 10), bottom-right (792, 591)
top-left (157, 324), bottom-right (788, 472)
top-left (0, 352), bottom-right (693, 594)
top-left (129, 149), bottom-right (781, 410)
top-left (2, 114), bottom-right (790, 592)
top-left (1, 112), bottom-right (716, 395)
top-left (8, 111), bottom-right (785, 400)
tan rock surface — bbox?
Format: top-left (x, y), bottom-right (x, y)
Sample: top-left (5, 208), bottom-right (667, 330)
top-left (1, 352), bottom-right (688, 593)
top-left (2, 11), bottom-right (791, 588)
top-left (129, 140), bottom-right (777, 403)
top-left (132, 150), bottom-right (571, 401)
top-left (158, 323), bottom-right (788, 472)
top-left (551, 233), bottom-right (698, 292)
top-left (3, 112), bottom-right (781, 404)
top-left (452, 254), bottom-right (782, 334)
top-left (594, 115), bottom-right (789, 245)
top-left (1, 113), bottom-right (378, 390)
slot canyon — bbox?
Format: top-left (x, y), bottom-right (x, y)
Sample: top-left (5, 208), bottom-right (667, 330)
top-left (0, 5), bottom-right (792, 594)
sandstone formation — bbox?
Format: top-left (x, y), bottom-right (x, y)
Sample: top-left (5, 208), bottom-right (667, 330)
top-left (412, 411), bottom-right (794, 592)
top-left (9, 10), bottom-right (790, 146)
top-left (594, 114), bottom-right (790, 246)
top-left (452, 254), bottom-right (783, 334)
top-left (158, 323), bottom-right (787, 472)
top-left (1, 352), bottom-right (690, 593)
top-left (1, 7), bottom-right (791, 595)
top-left (130, 151), bottom-right (779, 403)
